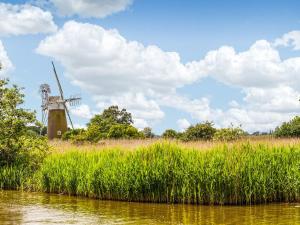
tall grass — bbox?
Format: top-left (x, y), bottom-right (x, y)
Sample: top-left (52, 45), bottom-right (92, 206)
top-left (36, 142), bottom-right (300, 205)
top-left (0, 166), bottom-right (31, 190)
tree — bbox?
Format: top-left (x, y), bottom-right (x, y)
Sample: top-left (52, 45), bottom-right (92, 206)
top-left (162, 129), bottom-right (178, 139)
top-left (0, 79), bottom-right (48, 166)
top-left (107, 124), bottom-right (141, 139)
top-left (86, 105), bottom-right (134, 141)
top-left (101, 105), bottom-right (133, 125)
top-left (274, 116), bottom-right (300, 137)
top-left (183, 122), bottom-right (216, 141)
top-left (142, 127), bottom-right (154, 138)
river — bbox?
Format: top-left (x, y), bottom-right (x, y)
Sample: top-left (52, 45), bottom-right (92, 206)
top-left (0, 191), bottom-right (299, 224)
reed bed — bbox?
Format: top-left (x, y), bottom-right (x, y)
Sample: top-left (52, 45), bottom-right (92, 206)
top-left (37, 141), bottom-right (300, 205)
top-left (50, 137), bottom-right (300, 153)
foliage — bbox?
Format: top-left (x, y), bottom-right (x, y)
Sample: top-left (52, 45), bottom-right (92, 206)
top-left (142, 127), bottom-right (155, 138)
top-left (183, 122), bottom-right (216, 141)
top-left (62, 129), bottom-right (85, 141)
top-left (86, 105), bottom-right (134, 142)
top-left (62, 128), bottom-right (87, 144)
top-left (0, 79), bottom-right (48, 167)
top-left (107, 124), bottom-right (142, 139)
top-left (38, 142), bottom-right (300, 205)
top-left (162, 129), bottom-right (178, 139)
top-left (0, 79), bottom-right (48, 190)
top-left (273, 116), bottom-right (300, 137)
top-left (213, 126), bottom-right (245, 141)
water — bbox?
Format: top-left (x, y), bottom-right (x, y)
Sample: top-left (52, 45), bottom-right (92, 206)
top-left (0, 191), bottom-right (299, 225)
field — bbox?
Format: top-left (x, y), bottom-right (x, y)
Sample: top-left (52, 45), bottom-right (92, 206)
top-left (1, 138), bottom-right (300, 205)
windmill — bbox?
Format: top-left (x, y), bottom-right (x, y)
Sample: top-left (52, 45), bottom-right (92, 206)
top-left (40, 62), bottom-right (81, 139)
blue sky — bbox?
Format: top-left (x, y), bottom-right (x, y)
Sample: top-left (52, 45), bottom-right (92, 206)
top-left (1, 0), bottom-right (300, 134)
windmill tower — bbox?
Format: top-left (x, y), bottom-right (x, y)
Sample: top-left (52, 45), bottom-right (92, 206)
top-left (40, 62), bottom-right (81, 139)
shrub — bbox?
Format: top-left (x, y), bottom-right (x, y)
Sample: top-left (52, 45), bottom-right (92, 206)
top-left (213, 126), bottom-right (245, 141)
top-left (62, 129), bottom-right (86, 141)
top-left (274, 116), bottom-right (300, 137)
top-left (183, 122), bottom-right (216, 141)
top-left (162, 129), bottom-right (178, 139)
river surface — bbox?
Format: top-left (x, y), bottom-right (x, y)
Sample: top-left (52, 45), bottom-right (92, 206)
top-left (0, 191), bottom-right (299, 225)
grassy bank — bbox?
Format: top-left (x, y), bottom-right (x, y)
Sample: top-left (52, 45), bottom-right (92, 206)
top-left (1, 141), bottom-right (300, 205)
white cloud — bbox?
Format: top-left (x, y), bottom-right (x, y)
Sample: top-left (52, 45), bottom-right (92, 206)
top-left (274, 30), bottom-right (300, 50)
top-left (0, 40), bottom-right (13, 77)
top-left (74, 123), bottom-right (86, 129)
top-left (195, 40), bottom-right (288, 88)
top-left (0, 3), bottom-right (57, 36)
top-left (37, 21), bottom-right (300, 132)
top-left (177, 118), bottom-right (190, 132)
top-left (47, 0), bottom-right (133, 18)
top-left (70, 104), bottom-right (93, 119)
top-left (37, 21), bottom-right (204, 128)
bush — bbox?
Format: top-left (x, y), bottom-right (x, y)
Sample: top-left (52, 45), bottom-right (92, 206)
top-left (274, 116), bottom-right (300, 138)
top-left (162, 129), bottom-right (178, 139)
top-left (62, 129), bottom-right (86, 141)
top-left (183, 122), bottom-right (216, 141)
top-left (213, 126), bottom-right (245, 141)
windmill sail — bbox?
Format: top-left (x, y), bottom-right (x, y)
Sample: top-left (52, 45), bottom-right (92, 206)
top-left (51, 61), bottom-right (75, 130)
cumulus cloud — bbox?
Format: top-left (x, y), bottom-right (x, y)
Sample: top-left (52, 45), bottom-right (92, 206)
top-left (274, 30), bottom-right (300, 50)
top-left (0, 40), bottom-right (13, 77)
top-left (0, 3), bottom-right (57, 36)
top-left (37, 21), bottom-right (300, 132)
top-left (195, 40), bottom-right (295, 88)
top-left (46, 0), bottom-right (133, 18)
top-left (70, 104), bottom-right (94, 119)
top-left (177, 118), bottom-right (190, 132)
top-left (37, 21), bottom-right (204, 128)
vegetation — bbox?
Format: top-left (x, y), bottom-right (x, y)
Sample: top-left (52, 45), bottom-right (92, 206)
top-left (36, 142), bottom-right (300, 205)
top-left (213, 126), bottom-right (245, 141)
top-left (1, 72), bottom-right (300, 205)
top-left (182, 122), bottom-right (216, 141)
top-left (274, 116), bottom-right (300, 138)
top-left (162, 129), bottom-right (178, 139)
top-left (142, 127), bottom-right (155, 138)
top-left (69, 105), bottom-right (144, 142)
top-left (0, 79), bottom-right (48, 189)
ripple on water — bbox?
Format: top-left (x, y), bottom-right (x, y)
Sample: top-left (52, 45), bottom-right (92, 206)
top-left (0, 191), bottom-right (299, 225)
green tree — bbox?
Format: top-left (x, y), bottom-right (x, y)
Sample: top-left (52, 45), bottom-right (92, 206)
top-left (274, 116), bottom-right (300, 137)
top-left (107, 124), bottom-right (141, 139)
top-left (0, 79), bottom-right (48, 167)
top-left (86, 105), bottom-right (134, 141)
top-left (162, 129), bottom-right (178, 139)
top-left (183, 122), bottom-right (216, 141)
top-left (101, 105), bottom-right (133, 125)
top-left (142, 127), bottom-right (154, 138)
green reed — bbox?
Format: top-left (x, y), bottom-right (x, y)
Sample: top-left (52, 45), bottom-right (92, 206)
top-left (0, 142), bottom-right (299, 204)
top-left (34, 142), bottom-right (300, 205)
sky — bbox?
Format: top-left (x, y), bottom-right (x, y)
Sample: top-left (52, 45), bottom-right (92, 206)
top-left (1, 0), bottom-right (300, 134)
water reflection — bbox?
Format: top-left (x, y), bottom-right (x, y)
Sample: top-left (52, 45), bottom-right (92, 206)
top-left (0, 191), bottom-right (299, 224)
